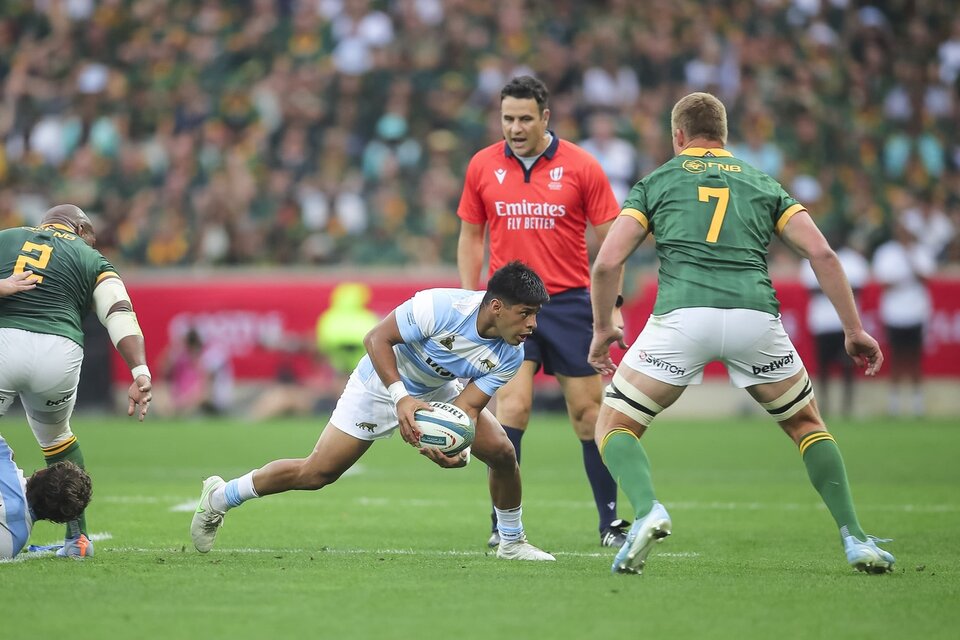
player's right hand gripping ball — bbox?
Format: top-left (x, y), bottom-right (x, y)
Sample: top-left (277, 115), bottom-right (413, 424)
top-left (414, 402), bottom-right (475, 455)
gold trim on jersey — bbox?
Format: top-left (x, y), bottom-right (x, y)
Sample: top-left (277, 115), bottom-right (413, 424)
top-left (96, 271), bottom-right (120, 284)
top-left (775, 203), bottom-right (806, 234)
top-left (679, 147), bottom-right (733, 158)
top-left (619, 208), bottom-right (649, 230)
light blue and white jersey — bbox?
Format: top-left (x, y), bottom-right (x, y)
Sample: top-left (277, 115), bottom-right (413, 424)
top-left (356, 288), bottom-right (523, 397)
top-left (0, 436), bottom-right (33, 559)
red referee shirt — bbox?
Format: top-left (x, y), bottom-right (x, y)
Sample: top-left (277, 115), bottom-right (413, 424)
top-left (457, 135), bottom-right (619, 295)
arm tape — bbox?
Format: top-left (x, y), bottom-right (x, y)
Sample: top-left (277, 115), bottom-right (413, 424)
top-left (103, 311), bottom-right (143, 348)
top-left (93, 278), bottom-right (143, 347)
top-left (93, 277), bottom-right (132, 322)
top-left (388, 381), bottom-right (409, 405)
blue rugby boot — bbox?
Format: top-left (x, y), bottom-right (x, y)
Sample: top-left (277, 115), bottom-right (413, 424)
top-left (843, 534), bottom-right (895, 574)
top-left (611, 502), bottom-right (671, 575)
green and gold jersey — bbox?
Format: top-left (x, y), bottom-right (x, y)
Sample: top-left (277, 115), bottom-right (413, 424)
top-left (0, 224), bottom-right (117, 347)
top-left (621, 148), bottom-right (804, 315)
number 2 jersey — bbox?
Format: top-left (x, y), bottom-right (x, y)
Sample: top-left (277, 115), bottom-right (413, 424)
top-left (620, 148), bottom-right (804, 316)
top-left (0, 224), bottom-right (116, 347)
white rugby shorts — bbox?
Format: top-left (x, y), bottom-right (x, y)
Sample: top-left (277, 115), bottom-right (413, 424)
top-left (621, 307), bottom-right (803, 388)
top-left (331, 369), bottom-right (463, 441)
top-left (0, 328), bottom-right (83, 444)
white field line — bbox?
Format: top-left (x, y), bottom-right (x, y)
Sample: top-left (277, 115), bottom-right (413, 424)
top-left (351, 497), bottom-right (960, 513)
top-left (7, 545), bottom-right (699, 560)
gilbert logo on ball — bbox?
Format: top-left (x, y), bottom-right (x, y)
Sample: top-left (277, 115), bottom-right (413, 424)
top-left (414, 401), bottom-right (475, 455)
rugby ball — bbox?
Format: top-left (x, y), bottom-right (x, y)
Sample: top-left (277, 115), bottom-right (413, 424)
top-left (414, 401), bottom-right (475, 455)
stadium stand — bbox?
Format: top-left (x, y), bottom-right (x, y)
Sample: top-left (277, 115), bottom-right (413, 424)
top-left (1, 0), bottom-right (958, 270)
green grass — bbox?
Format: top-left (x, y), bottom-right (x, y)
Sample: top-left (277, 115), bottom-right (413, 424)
top-left (2, 414), bottom-right (958, 639)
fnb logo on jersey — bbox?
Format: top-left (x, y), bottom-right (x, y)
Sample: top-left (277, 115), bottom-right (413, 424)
top-left (493, 200), bottom-right (567, 217)
top-left (682, 159), bottom-right (742, 174)
top-left (752, 353), bottom-right (795, 375)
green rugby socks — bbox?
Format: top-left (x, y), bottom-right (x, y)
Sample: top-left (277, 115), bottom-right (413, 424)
top-left (43, 437), bottom-right (88, 538)
top-left (798, 431), bottom-right (866, 541)
top-left (600, 429), bottom-right (657, 520)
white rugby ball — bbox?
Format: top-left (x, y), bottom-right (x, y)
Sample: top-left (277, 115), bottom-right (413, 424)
top-left (414, 401), bottom-right (475, 455)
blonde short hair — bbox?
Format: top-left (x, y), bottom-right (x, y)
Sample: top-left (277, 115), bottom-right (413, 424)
top-left (670, 92), bottom-right (728, 145)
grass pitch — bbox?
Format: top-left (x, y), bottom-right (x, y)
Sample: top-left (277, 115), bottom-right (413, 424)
top-left (2, 412), bottom-right (957, 639)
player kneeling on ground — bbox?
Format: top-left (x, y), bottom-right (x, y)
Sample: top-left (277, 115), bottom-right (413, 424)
top-left (1, 435), bottom-right (92, 559)
top-left (192, 261), bottom-right (555, 561)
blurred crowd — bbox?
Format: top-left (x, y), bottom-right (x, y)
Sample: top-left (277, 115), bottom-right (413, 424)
top-left (1, 0), bottom-right (959, 270)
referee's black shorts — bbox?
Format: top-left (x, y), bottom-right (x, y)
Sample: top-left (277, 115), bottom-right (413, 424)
top-left (521, 287), bottom-right (596, 377)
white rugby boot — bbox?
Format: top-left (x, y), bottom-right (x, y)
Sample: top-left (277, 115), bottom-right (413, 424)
top-left (191, 476), bottom-right (226, 553)
top-left (496, 534), bottom-right (555, 561)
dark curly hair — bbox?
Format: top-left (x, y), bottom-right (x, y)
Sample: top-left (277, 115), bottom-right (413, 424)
top-left (25, 461), bottom-right (92, 523)
top-left (483, 260), bottom-right (549, 307)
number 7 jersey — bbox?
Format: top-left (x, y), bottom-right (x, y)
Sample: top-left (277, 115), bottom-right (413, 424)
top-left (0, 224), bottom-right (116, 347)
top-left (620, 147), bottom-right (805, 316)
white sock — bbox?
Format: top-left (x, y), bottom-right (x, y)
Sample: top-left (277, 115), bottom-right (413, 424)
top-left (495, 506), bottom-right (524, 542)
top-left (212, 470), bottom-right (260, 512)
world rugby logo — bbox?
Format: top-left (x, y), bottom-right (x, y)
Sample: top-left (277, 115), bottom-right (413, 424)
top-left (548, 166), bottom-right (563, 190)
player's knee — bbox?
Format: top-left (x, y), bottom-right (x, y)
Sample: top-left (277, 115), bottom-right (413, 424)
top-left (495, 395), bottom-right (532, 427)
top-left (572, 416), bottom-right (598, 441)
top-left (779, 403), bottom-right (825, 442)
top-left (498, 406), bottom-right (531, 428)
top-left (567, 402), bottom-right (599, 436)
top-left (297, 462), bottom-right (342, 490)
top-left (483, 438), bottom-right (518, 471)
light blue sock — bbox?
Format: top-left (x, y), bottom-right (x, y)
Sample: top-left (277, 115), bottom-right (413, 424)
top-left (495, 506), bottom-right (523, 542)
top-left (214, 471), bottom-right (259, 511)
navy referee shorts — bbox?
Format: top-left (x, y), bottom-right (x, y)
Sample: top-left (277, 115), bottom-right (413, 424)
top-left (523, 287), bottom-right (596, 377)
